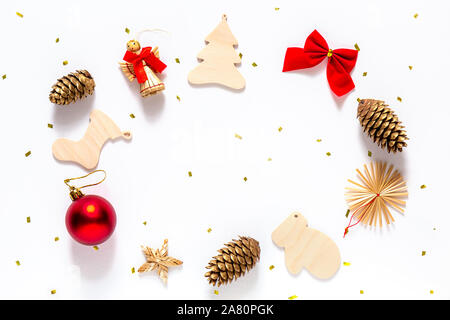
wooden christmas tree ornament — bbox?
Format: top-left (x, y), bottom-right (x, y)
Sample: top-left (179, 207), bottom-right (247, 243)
top-left (357, 99), bottom-right (408, 153)
top-left (188, 14), bottom-right (245, 90)
top-left (49, 70), bottom-right (95, 105)
top-left (138, 239), bottom-right (183, 283)
top-left (205, 236), bottom-right (260, 287)
top-left (344, 162), bottom-right (408, 233)
top-left (52, 109), bottom-right (132, 169)
top-left (120, 36), bottom-right (167, 97)
top-left (272, 212), bottom-right (341, 279)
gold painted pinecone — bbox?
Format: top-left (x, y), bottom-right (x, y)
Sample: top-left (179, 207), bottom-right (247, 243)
top-left (357, 99), bottom-right (408, 153)
top-left (205, 236), bottom-right (260, 287)
top-left (49, 70), bottom-right (95, 105)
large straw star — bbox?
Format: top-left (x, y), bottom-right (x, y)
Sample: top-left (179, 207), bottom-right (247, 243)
top-left (138, 239), bottom-right (183, 283)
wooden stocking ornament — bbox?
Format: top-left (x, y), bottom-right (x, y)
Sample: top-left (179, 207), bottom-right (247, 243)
top-left (52, 109), bottom-right (132, 169)
top-left (272, 212), bottom-right (341, 279)
top-left (188, 14), bottom-right (245, 90)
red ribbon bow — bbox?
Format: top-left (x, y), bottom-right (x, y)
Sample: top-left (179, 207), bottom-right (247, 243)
top-left (282, 30), bottom-right (358, 97)
top-left (123, 47), bottom-right (167, 84)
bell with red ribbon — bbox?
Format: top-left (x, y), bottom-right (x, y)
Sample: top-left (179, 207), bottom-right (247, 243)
top-left (282, 30), bottom-right (358, 97)
top-left (120, 33), bottom-right (167, 97)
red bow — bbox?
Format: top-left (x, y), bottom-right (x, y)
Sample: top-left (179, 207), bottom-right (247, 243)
top-left (282, 30), bottom-right (358, 97)
top-left (123, 47), bottom-right (167, 84)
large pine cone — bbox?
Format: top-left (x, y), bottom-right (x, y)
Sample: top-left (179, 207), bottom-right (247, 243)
top-left (357, 99), bottom-right (408, 153)
top-left (49, 70), bottom-right (95, 105)
top-left (205, 236), bottom-right (260, 287)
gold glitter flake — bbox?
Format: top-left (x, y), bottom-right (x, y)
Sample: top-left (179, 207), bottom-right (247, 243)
top-left (235, 133), bottom-right (242, 140)
top-left (267, 157), bottom-right (272, 161)
top-left (26, 217), bottom-right (30, 223)
top-left (397, 96), bottom-right (402, 102)
top-left (357, 98), bottom-right (361, 103)
top-left (129, 113), bottom-right (135, 119)
top-left (354, 43), bottom-right (360, 51)
top-left (176, 95), bottom-right (181, 101)
top-left (414, 13), bottom-right (419, 19)
top-left (252, 62), bottom-right (258, 67)
top-left (275, 8), bottom-right (280, 11)
top-left (430, 290), bottom-right (434, 294)
top-left (16, 12), bottom-right (23, 18)
top-left (16, 260), bottom-right (20, 266)
top-left (360, 290), bottom-right (364, 294)
top-left (175, 58), bottom-right (180, 64)
top-left (362, 72), bottom-right (367, 77)
top-left (409, 66), bottom-right (413, 70)
top-left (25, 151), bottom-right (31, 157)
top-left (269, 265), bottom-right (275, 270)
top-left (55, 38), bottom-right (60, 43)
top-left (326, 152), bottom-right (331, 156)
top-left (243, 177), bottom-right (248, 182)
top-left (62, 60), bottom-right (68, 66)
top-left (207, 228), bottom-right (212, 233)
top-left (278, 127), bottom-right (283, 132)
top-left (214, 290), bottom-right (219, 295)
top-left (125, 27), bottom-right (130, 34)
top-left (345, 209), bottom-right (350, 218)
top-left (288, 295), bottom-right (298, 300)
top-left (143, 221), bottom-right (147, 225)
top-left (51, 290), bottom-right (56, 295)
top-left (54, 237), bottom-right (59, 242)
top-left (239, 53), bottom-right (243, 59)
top-left (420, 185), bottom-right (426, 189)
top-left (93, 246), bottom-right (99, 251)
top-left (316, 139), bottom-right (322, 142)
top-left (188, 171), bottom-right (192, 177)
top-left (343, 262), bottom-right (351, 266)
top-left (422, 251), bottom-right (426, 256)
top-left (48, 123), bottom-right (53, 128)
top-left (131, 267), bottom-right (135, 274)
top-left (368, 151), bottom-right (372, 157)
top-left (2, 74), bottom-right (6, 80)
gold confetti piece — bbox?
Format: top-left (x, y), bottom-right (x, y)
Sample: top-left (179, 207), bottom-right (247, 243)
top-left (421, 185), bottom-right (426, 189)
top-left (368, 150), bottom-right (372, 157)
top-left (397, 96), bottom-right (402, 102)
top-left (125, 27), bottom-right (130, 34)
top-left (360, 290), bottom-right (364, 294)
top-left (357, 98), bottom-right (361, 103)
top-left (316, 139), bottom-right (322, 142)
top-left (2, 74), bottom-right (6, 80)
top-left (239, 53), bottom-right (243, 59)
top-left (269, 265), bottom-right (275, 270)
top-left (16, 260), bottom-right (20, 266)
top-left (26, 217), bottom-right (30, 223)
top-left (188, 171), bottom-right (192, 177)
top-left (275, 8), bottom-right (280, 11)
top-left (288, 295), bottom-right (298, 300)
top-left (54, 237), bottom-right (59, 242)
top-left (414, 13), bottom-right (418, 19)
top-left (16, 12), bottom-right (23, 18)
top-left (409, 66), bottom-right (413, 70)
top-left (143, 221), bottom-right (147, 225)
top-left (267, 157), bottom-right (272, 161)
top-left (176, 95), bottom-right (181, 101)
top-left (55, 38), bottom-right (59, 43)
top-left (131, 267), bottom-right (135, 274)
top-left (51, 290), bottom-right (56, 295)
top-left (430, 290), bottom-right (434, 294)
top-left (422, 251), bottom-right (426, 256)
top-left (25, 151), bottom-right (31, 157)
top-left (252, 62), bottom-right (258, 67)
top-left (214, 290), bottom-right (219, 295)
top-left (362, 72), bottom-right (367, 76)
top-left (278, 127), bottom-right (283, 132)
top-left (48, 123), bottom-right (53, 128)
top-left (129, 113), bottom-right (135, 119)
top-left (343, 262), bottom-right (351, 266)
top-left (243, 177), bottom-right (247, 182)
top-left (93, 246), bottom-right (99, 251)
top-left (354, 43), bottom-right (360, 51)
top-left (326, 152), bottom-right (331, 156)
top-left (234, 133), bottom-right (242, 140)
top-left (345, 209), bottom-right (350, 218)
top-left (62, 60), bottom-right (68, 66)
top-left (207, 228), bottom-right (212, 233)
top-left (175, 58), bottom-right (180, 64)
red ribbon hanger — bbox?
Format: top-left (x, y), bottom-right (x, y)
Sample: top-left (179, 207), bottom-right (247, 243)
top-left (123, 47), bottom-right (167, 83)
top-left (282, 30), bottom-right (358, 97)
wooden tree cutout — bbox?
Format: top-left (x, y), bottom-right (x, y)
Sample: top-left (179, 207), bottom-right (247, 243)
top-left (188, 14), bottom-right (245, 90)
top-left (52, 109), bottom-right (131, 169)
top-left (272, 212), bottom-right (341, 279)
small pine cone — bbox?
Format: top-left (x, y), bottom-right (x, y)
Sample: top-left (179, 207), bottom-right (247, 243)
top-left (205, 236), bottom-right (260, 287)
top-left (49, 70), bottom-right (95, 105)
top-left (357, 99), bottom-right (408, 153)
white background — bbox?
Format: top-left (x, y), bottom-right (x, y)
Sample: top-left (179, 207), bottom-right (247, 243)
top-left (0, 0), bottom-right (448, 300)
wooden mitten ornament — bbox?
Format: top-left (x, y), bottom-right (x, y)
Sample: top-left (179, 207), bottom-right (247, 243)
top-left (52, 109), bottom-right (131, 169)
top-left (188, 14), bottom-right (245, 90)
top-left (272, 212), bottom-right (340, 279)
top-left (120, 34), bottom-right (167, 97)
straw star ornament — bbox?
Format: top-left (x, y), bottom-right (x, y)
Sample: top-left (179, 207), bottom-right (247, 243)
top-left (344, 162), bottom-right (408, 235)
top-left (138, 239), bottom-right (183, 282)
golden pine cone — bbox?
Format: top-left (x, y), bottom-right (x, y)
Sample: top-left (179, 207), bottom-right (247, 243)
top-left (205, 236), bottom-right (260, 287)
top-left (357, 99), bottom-right (408, 153)
top-left (49, 70), bottom-right (95, 105)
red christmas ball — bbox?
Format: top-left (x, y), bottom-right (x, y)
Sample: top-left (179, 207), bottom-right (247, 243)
top-left (65, 195), bottom-right (116, 245)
